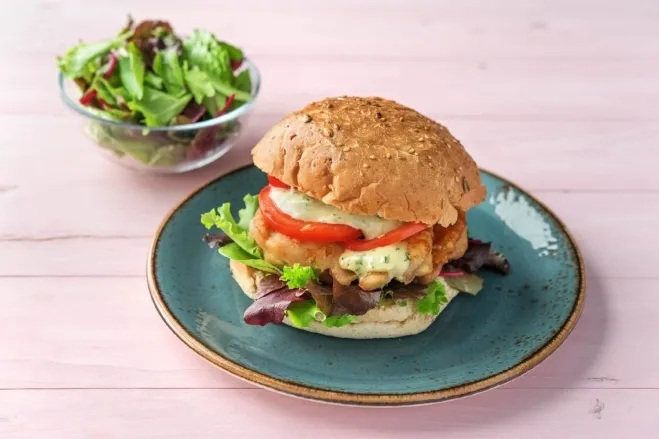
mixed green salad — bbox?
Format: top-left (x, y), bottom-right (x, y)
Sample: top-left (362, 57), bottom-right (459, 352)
top-left (57, 17), bottom-right (254, 167)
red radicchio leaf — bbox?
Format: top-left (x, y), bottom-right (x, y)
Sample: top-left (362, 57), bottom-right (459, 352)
top-left (243, 276), bottom-right (308, 326)
top-left (79, 89), bottom-right (98, 105)
top-left (231, 59), bottom-right (243, 71)
top-left (181, 101), bottom-right (207, 123)
top-left (305, 280), bottom-right (333, 316)
top-left (332, 282), bottom-right (381, 316)
top-left (103, 52), bottom-right (118, 79)
top-left (254, 276), bottom-right (287, 299)
top-left (202, 233), bottom-right (232, 249)
top-left (217, 94), bottom-right (236, 116)
top-left (445, 240), bottom-right (510, 275)
top-left (129, 20), bottom-right (181, 68)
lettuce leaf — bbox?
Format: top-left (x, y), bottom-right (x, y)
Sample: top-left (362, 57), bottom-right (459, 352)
top-left (286, 300), bottom-right (324, 328)
top-left (128, 86), bottom-right (191, 127)
top-left (118, 42), bottom-right (145, 99)
top-left (201, 203), bottom-right (261, 258)
top-left (280, 264), bottom-right (317, 289)
top-left (201, 197), bottom-right (279, 274)
top-left (183, 30), bottom-right (233, 84)
top-left (183, 66), bottom-right (215, 104)
top-left (324, 314), bottom-right (356, 328)
top-left (145, 72), bottom-right (164, 89)
top-left (416, 280), bottom-right (448, 316)
top-left (58, 31), bottom-right (131, 78)
top-left (243, 282), bottom-right (307, 326)
top-left (152, 48), bottom-right (186, 97)
top-left (237, 194), bottom-right (258, 230)
top-left (218, 243), bottom-right (279, 274)
top-left (444, 274), bottom-right (484, 295)
top-left (233, 70), bottom-right (252, 93)
top-left (445, 240), bottom-right (510, 275)
top-left (285, 300), bottom-right (356, 329)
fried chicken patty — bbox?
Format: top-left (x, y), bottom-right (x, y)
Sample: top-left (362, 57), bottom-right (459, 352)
top-left (249, 210), bottom-right (467, 290)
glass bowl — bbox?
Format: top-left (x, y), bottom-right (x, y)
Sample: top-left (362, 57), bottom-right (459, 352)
top-left (58, 59), bottom-right (260, 174)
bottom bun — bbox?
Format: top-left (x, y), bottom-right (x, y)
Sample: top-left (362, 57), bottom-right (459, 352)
top-left (229, 260), bottom-right (460, 339)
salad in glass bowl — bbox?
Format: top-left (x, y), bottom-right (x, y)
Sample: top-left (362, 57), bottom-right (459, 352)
top-left (57, 17), bottom-right (260, 173)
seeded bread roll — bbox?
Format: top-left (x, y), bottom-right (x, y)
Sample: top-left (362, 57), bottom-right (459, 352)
top-left (229, 260), bottom-right (460, 339)
top-left (251, 96), bottom-right (486, 227)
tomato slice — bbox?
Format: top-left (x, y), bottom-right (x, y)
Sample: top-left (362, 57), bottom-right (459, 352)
top-left (344, 222), bottom-right (430, 251)
top-left (258, 186), bottom-right (362, 243)
top-left (267, 176), bottom-right (290, 189)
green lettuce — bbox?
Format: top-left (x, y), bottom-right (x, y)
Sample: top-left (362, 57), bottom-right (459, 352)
top-left (183, 30), bottom-right (251, 102)
top-left (183, 65), bottom-right (215, 104)
top-left (118, 42), bottom-right (145, 99)
top-left (416, 280), bottom-right (449, 315)
top-left (280, 264), bottom-right (318, 289)
top-left (145, 72), bottom-right (164, 89)
top-left (218, 243), bottom-right (279, 274)
top-left (201, 203), bottom-right (260, 258)
top-left (57, 31), bottom-right (132, 78)
top-left (201, 195), bottom-right (279, 274)
top-left (128, 86), bottom-right (191, 127)
top-left (237, 194), bottom-right (258, 230)
top-left (285, 300), bottom-right (356, 329)
top-left (153, 48), bottom-right (186, 97)
top-left (324, 314), bottom-right (356, 328)
top-left (286, 301), bottom-right (324, 328)
top-left (444, 274), bottom-right (484, 295)
top-left (233, 70), bottom-right (252, 93)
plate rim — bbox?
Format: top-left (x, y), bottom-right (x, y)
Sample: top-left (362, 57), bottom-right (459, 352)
top-left (147, 164), bottom-right (586, 406)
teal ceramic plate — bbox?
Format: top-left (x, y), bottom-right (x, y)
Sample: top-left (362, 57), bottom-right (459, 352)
top-left (148, 165), bottom-right (585, 406)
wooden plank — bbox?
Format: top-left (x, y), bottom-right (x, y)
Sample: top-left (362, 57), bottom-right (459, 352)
top-left (0, 192), bottom-right (655, 278)
top-left (1, 388), bottom-right (657, 438)
top-left (0, 116), bottom-right (655, 191)
top-left (7, 57), bottom-right (659, 120)
top-left (5, 0), bottom-right (659, 59)
top-left (0, 277), bottom-right (655, 389)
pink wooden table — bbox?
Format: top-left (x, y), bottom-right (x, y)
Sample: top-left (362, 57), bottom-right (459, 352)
top-left (2, 0), bottom-right (658, 437)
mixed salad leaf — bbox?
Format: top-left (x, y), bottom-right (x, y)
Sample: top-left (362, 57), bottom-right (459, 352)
top-left (201, 195), bottom-right (511, 328)
top-left (58, 17), bottom-right (253, 167)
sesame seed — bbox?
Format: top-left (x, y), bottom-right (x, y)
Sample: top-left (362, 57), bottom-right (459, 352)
top-left (386, 152), bottom-right (392, 159)
top-left (409, 148), bottom-right (415, 153)
top-left (363, 163), bottom-right (369, 168)
top-left (399, 117), bottom-right (404, 122)
top-left (428, 162), bottom-right (433, 167)
top-left (323, 128), bottom-right (334, 137)
top-left (414, 152), bottom-right (419, 156)
top-left (418, 137), bottom-right (424, 142)
top-left (343, 147), bottom-right (350, 152)
top-left (303, 114), bottom-right (312, 123)
top-left (369, 155), bottom-right (375, 159)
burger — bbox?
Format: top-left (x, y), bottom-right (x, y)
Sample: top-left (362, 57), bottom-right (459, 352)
top-left (201, 96), bottom-right (509, 339)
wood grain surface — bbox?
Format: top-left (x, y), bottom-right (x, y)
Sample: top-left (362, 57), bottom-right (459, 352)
top-left (1, 0), bottom-right (658, 437)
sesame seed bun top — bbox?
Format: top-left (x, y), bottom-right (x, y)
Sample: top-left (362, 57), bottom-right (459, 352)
top-left (251, 96), bottom-right (486, 226)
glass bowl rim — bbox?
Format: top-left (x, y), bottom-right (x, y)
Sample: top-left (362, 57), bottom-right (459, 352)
top-left (57, 57), bottom-right (261, 132)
